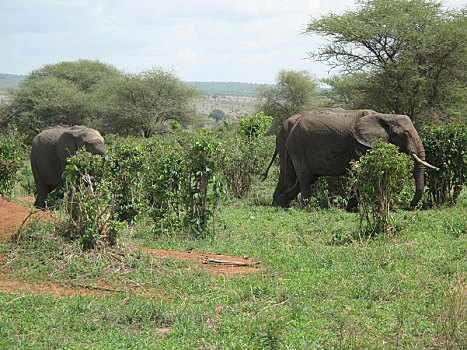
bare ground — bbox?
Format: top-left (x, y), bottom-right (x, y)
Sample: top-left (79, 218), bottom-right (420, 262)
top-left (0, 197), bottom-right (259, 297)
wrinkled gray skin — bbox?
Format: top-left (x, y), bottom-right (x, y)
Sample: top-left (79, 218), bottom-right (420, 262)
top-left (263, 108), bottom-right (428, 209)
top-left (30, 125), bottom-right (108, 208)
top-left (261, 108), bottom-right (376, 206)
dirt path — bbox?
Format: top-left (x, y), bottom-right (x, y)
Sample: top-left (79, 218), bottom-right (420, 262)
top-left (0, 197), bottom-right (259, 297)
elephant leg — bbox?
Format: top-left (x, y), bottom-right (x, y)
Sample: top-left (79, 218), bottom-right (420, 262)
top-left (272, 171), bottom-right (285, 206)
top-left (277, 178), bottom-right (301, 208)
top-left (34, 182), bottom-right (51, 209)
top-left (299, 174), bottom-right (319, 203)
top-left (346, 190), bottom-right (359, 213)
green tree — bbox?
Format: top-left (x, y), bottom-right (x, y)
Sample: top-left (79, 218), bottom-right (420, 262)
top-left (28, 59), bottom-right (121, 93)
top-left (2, 60), bottom-right (122, 136)
top-left (349, 140), bottom-right (413, 236)
top-left (208, 109), bottom-right (227, 122)
top-left (99, 69), bottom-right (200, 137)
top-left (255, 70), bottom-right (326, 133)
top-left (4, 76), bottom-right (90, 136)
top-left (306, 0), bottom-right (467, 123)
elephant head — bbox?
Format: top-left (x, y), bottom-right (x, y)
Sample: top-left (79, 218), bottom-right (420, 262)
top-left (56, 125), bottom-right (107, 171)
top-left (354, 113), bottom-right (438, 207)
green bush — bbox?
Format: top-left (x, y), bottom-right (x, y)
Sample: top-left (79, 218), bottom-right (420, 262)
top-left (62, 149), bottom-right (122, 250)
top-left (308, 176), bottom-right (349, 209)
top-left (106, 138), bottom-right (149, 222)
top-left (349, 140), bottom-right (413, 236)
top-left (238, 112), bottom-right (273, 142)
top-left (144, 137), bottom-right (185, 232)
top-left (183, 131), bottom-right (225, 237)
top-left (105, 132), bottom-right (225, 238)
top-left (0, 127), bottom-right (27, 197)
top-left (421, 124), bottom-right (466, 206)
top-left (221, 113), bottom-right (274, 198)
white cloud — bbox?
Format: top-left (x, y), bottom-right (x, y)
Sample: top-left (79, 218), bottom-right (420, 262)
top-left (0, 0), bottom-right (465, 82)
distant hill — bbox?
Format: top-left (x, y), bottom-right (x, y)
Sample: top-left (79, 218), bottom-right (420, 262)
top-left (0, 73), bottom-right (25, 90)
top-left (185, 81), bottom-right (269, 97)
top-left (0, 73), bottom-right (267, 97)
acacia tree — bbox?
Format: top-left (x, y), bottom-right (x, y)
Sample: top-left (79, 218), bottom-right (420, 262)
top-left (3, 60), bottom-right (122, 136)
top-left (28, 59), bottom-right (122, 93)
top-left (100, 69), bottom-right (200, 137)
top-left (255, 70), bottom-right (327, 133)
top-left (306, 0), bottom-right (467, 122)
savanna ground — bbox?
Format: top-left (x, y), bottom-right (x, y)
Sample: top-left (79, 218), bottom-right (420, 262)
top-left (0, 178), bottom-right (465, 349)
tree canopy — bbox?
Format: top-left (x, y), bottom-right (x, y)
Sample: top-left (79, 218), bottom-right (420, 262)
top-left (1, 60), bottom-right (200, 137)
top-left (99, 69), bottom-right (200, 137)
top-left (255, 70), bottom-right (327, 133)
top-left (306, 0), bottom-right (467, 123)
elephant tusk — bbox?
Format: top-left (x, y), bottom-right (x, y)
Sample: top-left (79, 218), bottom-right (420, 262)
top-left (412, 154), bottom-right (439, 171)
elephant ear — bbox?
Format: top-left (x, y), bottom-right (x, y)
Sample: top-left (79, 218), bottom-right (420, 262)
top-left (57, 129), bottom-right (80, 164)
top-left (354, 114), bottom-right (390, 148)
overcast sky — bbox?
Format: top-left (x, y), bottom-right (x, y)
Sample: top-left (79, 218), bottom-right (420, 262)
top-left (1, 0), bottom-right (465, 83)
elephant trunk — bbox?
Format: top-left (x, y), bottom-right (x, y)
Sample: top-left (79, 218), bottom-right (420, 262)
top-left (410, 135), bottom-right (440, 208)
top-left (411, 157), bottom-right (424, 207)
top-left (410, 138), bottom-right (427, 207)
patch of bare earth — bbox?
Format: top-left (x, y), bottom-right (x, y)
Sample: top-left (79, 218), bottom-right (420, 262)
top-left (0, 197), bottom-right (260, 297)
top-left (131, 245), bottom-right (260, 277)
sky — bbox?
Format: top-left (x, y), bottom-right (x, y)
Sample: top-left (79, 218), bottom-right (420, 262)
top-left (1, 0), bottom-right (465, 84)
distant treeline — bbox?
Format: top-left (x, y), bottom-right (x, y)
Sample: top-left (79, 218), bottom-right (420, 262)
top-left (185, 81), bottom-right (270, 97)
top-left (0, 73), bottom-right (267, 97)
top-left (0, 73), bottom-right (26, 90)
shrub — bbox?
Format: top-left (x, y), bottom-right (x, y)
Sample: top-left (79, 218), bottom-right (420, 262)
top-left (0, 127), bottom-right (27, 197)
top-left (238, 112), bottom-right (273, 142)
top-left (349, 140), bottom-right (412, 236)
top-left (145, 137), bottom-right (186, 233)
top-left (308, 176), bottom-right (349, 209)
top-left (421, 124), bottom-right (466, 206)
top-left (183, 131), bottom-right (225, 237)
top-left (62, 149), bottom-right (122, 250)
top-left (221, 113), bottom-right (274, 198)
top-left (106, 138), bottom-right (149, 222)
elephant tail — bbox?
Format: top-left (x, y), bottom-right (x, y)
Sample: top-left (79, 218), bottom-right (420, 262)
top-left (259, 147), bottom-right (278, 181)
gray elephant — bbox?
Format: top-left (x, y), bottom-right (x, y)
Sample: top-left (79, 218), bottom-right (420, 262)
top-left (264, 108), bottom-right (437, 209)
top-left (261, 108), bottom-right (377, 205)
top-left (30, 125), bottom-right (108, 208)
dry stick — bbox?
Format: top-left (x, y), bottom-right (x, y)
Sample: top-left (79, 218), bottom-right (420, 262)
top-left (254, 299), bottom-right (289, 319)
top-left (202, 257), bottom-right (260, 266)
top-left (14, 208), bottom-right (40, 246)
top-left (72, 282), bottom-right (124, 293)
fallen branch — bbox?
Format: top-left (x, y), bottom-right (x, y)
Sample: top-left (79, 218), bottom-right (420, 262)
top-left (0, 161), bottom-right (23, 170)
top-left (202, 257), bottom-right (260, 267)
top-left (72, 282), bottom-right (124, 293)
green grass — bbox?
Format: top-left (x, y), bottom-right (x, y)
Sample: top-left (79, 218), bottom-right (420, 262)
top-left (1, 189), bottom-right (466, 349)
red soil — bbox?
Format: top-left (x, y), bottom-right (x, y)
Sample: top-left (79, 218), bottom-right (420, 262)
top-left (0, 197), bottom-right (259, 297)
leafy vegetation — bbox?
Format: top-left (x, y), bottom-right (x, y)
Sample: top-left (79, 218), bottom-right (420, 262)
top-left (350, 141), bottom-right (413, 236)
top-left (0, 127), bottom-right (28, 197)
top-left (421, 123), bottom-right (467, 206)
top-left (255, 70), bottom-right (330, 133)
top-left (307, 0), bottom-right (467, 123)
top-left (62, 150), bottom-right (122, 250)
top-left (98, 69), bottom-right (200, 137)
top-left (0, 61), bottom-right (200, 138)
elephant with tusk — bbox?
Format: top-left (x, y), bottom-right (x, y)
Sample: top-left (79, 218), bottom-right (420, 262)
top-left (263, 108), bottom-right (438, 209)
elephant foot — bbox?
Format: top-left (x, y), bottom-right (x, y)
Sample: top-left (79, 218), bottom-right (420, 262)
top-left (33, 198), bottom-right (47, 210)
top-left (345, 198), bottom-right (359, 213)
